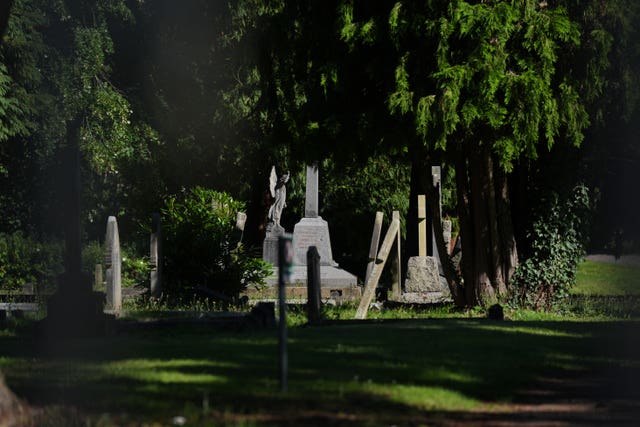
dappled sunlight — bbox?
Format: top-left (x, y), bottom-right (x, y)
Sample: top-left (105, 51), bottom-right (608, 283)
top-left (364, 382), bottom-right (479, 411)
top-left (468, 323), bottom-right (591, 338)
top-left (102, 358), bottom-right (234, 384)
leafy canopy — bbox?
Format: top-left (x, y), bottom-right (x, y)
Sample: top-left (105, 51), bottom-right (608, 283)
top-left (387, 0), bottom-right (588, 171)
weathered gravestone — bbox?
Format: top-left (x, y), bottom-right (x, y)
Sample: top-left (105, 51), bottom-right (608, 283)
top-left (105, 216), bottom-right (122, 312)
top-left (255, 163), bottom-right (358, 300)
top-left (289, 164), bottom-right (357, 289)
top-left (149, 212), bottom-right (162, 299)
top-left (402, 178), bottom-right (451, 302)
top-left (292, 164), bottom-right (336, 267)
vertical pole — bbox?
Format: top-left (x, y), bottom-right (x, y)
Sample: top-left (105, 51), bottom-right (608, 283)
top-left (366, 212), bottom-right (384, 284)
top-left (306, 246), bottom-right (321, 324)
top-left (278, 234), bottom-right (293, 392)
top-left (392, 211), bottom-right (402, 297)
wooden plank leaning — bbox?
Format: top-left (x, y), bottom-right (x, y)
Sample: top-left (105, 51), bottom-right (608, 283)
top-left (365, 212), bottom-right (384, 284)
top-left (355, 212), bottom-right (400, 320)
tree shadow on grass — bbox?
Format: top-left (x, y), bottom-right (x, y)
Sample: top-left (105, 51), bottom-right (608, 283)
top-left (0, 318), bottom-right (638, 425)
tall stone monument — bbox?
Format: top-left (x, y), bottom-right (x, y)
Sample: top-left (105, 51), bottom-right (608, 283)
top-left (289, 163), bottom-right (357, 288)
top-left (105, 216), bottom-right (122, 312)
top-left (254, 163), bottom-right (358, 299)
top-left (292, 164), bottom-right (337, 267)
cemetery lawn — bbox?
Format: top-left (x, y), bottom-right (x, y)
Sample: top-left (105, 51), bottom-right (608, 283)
top-left (1, 317), bottom-right (639, 426)
top-left (574, 259), bottom-right (640, 295)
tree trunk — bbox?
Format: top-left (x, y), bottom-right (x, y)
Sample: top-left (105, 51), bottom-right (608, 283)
top-left (496, 167), bottom-right (518, 287)
top-left (486, 151), bottom-right (507, 295)
top-left (456, 143), bottom-right (519, 306)
top-left (455, 146), bottom-right (475, 305)
top-left (469, 145), bottom-right (495, 305)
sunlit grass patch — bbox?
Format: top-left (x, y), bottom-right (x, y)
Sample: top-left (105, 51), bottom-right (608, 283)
top-left (575, 260), bottom-right (640, 295)
top-left (102, 358), bottom-right (235, 384)
top-left (363, 382), bottom-right (479, 411)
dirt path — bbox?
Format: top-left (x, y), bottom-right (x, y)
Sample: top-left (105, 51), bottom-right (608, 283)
top-left (434, 366), bottom-right (640, 427)
top-left (586, 254), bottom-right (640, 268)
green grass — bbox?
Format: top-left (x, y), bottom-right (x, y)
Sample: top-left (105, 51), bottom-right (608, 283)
top-left (1, 316), bottom-right (639, 426)
top-left (575, 260), bottom-right (640, 295)
top-left (0, 260), bottom-right (638, 425)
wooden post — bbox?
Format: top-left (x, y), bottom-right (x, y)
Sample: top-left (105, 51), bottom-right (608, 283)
top-left (418, 195), bottom-right (427, 257)
top-left (277, 234), bottom-right (293, 393)
top-left (355, 216), bottom-right (400, 320)
top-left (365, 212), bottom-right (384, 283)
top-left (306, 246), bottom-right (321, 324)
top-left (392, 211), bottom-right (402, 297)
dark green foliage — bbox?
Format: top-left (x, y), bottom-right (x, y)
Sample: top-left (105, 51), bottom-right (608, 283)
top-left (511, 185), bottom-right (592, 309)
top-left (81, 241), bottom-right (150, 289)
top-left (0, 231), bottom-right (63, 290)
top-left (387, 0), bottom-right (588, 169)
top-left (161, 187), bottom-right (270, 299)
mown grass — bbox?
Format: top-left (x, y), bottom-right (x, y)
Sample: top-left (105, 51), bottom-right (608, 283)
top-left (574, 260), bottom-right (640, 295)
top-left (0, 260), bottom-right (638, 425)
top-left (1, 314), bottom-right (639, 426)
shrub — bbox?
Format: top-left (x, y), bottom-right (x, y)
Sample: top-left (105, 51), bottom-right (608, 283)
top-left (0, 232), bottom-right (63, 291)
top-left (83, 241), bottom-right (150, 289)
top-left (511, 184), bottom-right (592, 309)
top-left (161, 187), bottom-right (270, 299)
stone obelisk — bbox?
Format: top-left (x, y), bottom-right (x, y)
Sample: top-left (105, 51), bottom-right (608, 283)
top-left (292, 164), bottom-right (336, 267)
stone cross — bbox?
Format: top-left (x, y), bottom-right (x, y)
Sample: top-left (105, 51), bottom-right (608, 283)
top-left (105, 216), bottom-right (122, 311)
top-left (149, 212), bottom-right (162, 299)
top-left (305, 163), bottom-right (319, 218)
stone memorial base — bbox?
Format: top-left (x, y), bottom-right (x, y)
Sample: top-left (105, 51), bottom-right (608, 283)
top-left (243, 266), bottom-right (360, 302)
top-left (393, 291), bottom-right (451, 304)
top-left (262, 227), bottom-right (285, 265)
top-left (292, 217), bottom-right (337, 266)
top-left (403, 256), bottom-right (450, 295)
top-left (39, 272), bottom-right (115, 338)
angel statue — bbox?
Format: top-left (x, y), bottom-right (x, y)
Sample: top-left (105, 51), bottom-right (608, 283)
top-left (267, 166), bottom-right (290, 232)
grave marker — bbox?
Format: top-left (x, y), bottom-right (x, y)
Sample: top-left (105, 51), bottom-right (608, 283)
top-left (292, 163), bottom-right (336, 266)
top-left (150, 212), bottom-right (162, 299)
top-left (105, 216), bottom-right (122, 312)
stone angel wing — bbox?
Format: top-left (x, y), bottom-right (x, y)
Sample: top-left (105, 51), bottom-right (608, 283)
top-left (269, 166), bottom-right (277, 198)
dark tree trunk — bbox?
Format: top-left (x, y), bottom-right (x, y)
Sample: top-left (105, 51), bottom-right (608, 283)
top-left (455, 145), bottom-right (475, 305)
top-left (456, 142), bottom-right (518, 306)
top-left (496, 168), bottom-right (518, 286)
top-left (0, 1), bottom-right (12, 40)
